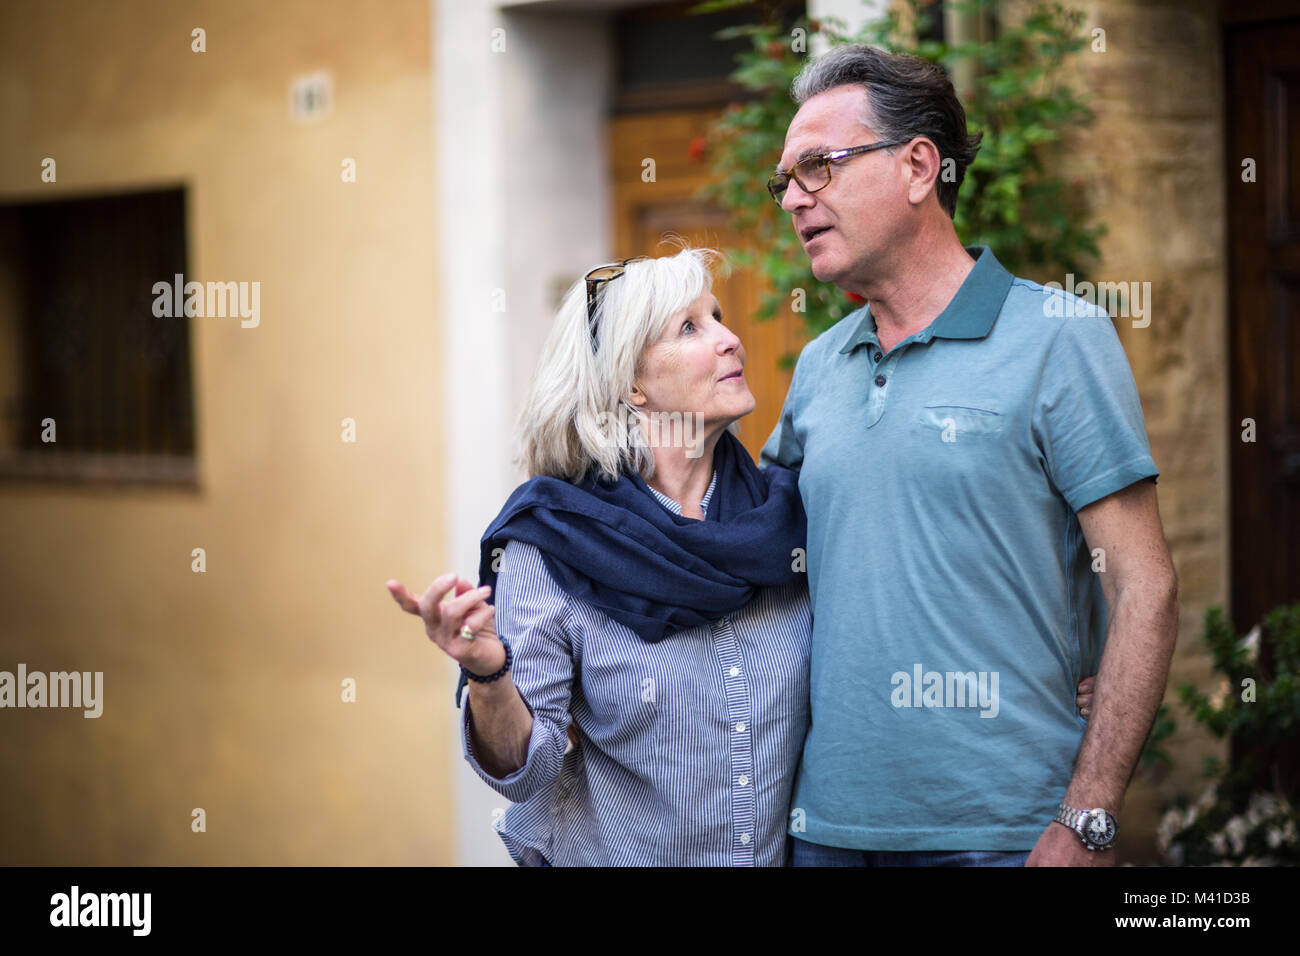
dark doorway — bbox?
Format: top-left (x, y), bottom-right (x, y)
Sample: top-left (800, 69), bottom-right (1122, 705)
top-left (1225, 12), bottom-right (1300, 634)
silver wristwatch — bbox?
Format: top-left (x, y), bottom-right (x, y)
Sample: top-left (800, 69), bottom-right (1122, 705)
top-left (1054, 804), bottom-right (1118, 850)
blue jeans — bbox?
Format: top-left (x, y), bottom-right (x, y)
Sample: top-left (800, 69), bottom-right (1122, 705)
top-left (792, 836), bottom-right (1030, 867)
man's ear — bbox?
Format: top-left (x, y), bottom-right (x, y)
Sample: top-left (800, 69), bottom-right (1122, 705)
top-left (905, 137), bottom-right (942, 208)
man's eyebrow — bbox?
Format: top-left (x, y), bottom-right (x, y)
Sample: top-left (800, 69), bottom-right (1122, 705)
top-left (775, 145), bottom-right (832, 172)
top-left (795, 144), bottom-right (832, 163)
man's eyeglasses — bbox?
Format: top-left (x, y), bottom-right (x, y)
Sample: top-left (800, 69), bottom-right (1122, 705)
top-left (584, 256), bottom-right (649, 351)
top-left (767, 141), bottom-right (905, 205)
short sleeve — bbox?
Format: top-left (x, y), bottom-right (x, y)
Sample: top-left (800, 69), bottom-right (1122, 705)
top-left (461, 539), bottom-right (575, 804)
top-left (760, 349), bottom-right (808, 471)
top-left (1032, 308), bottom-right (1159, 512)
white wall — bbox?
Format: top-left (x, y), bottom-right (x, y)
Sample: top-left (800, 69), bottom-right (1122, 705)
top-left (435, 0), bottom-right (613, 866)
top-left (809, 0), bottom-right (891, 52)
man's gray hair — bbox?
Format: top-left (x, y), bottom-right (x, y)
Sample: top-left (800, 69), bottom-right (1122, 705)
top-left (791, 44), bottom-right (981, 218)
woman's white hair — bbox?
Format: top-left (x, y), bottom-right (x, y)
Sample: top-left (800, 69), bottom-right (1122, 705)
top-left (517, 244), bottom-right (722, 482)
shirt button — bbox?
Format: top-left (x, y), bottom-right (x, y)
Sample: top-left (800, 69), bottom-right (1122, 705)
top-left (875, 374), bottom-right (886, 387)
top-left (739, 833), bottom-right (751, 845)
top-left (873, 351), bottom-right (882, 362)
top-left (735, 722), bottom-right (746, 733)
top-left (729, 666), bottom-right (739, 677)
top-left (738, 774), bottom-right (749, 787)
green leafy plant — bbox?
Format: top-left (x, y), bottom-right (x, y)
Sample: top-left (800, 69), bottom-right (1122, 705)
top-left (1156, 605), bottom-right (1300, 866)
top-left (1140, 703), bottom-right (1176, 771)
top-left (698, 0), bottom-right (1104, 344)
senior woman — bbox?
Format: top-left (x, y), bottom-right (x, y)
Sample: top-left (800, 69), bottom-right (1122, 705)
top-left (388, 247), bottom-right (1097, 866)
top-left (390, 247), bottom-right (811, 866)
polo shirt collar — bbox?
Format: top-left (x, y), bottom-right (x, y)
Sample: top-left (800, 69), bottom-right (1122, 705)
top-left (839, 245), bottom-right (1014, 354)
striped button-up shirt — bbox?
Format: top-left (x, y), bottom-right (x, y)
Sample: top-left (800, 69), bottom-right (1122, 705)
top-left (461, 471), bottom-right (812, 865)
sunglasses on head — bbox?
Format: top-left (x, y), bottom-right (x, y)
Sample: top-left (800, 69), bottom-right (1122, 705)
top-left (584, 256), bottom-right (649, 352)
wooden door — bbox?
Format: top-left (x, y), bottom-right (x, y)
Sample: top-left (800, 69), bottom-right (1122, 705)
top-left (609, 109), bottom-right (806, 461)
top-left (1226, 19), bottom-right (1300, 633)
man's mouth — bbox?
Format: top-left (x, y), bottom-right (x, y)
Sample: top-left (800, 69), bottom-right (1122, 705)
top-left (801, 225), bottom-right (832, 244)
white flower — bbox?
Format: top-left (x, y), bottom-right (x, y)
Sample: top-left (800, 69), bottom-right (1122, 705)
top-left (1238, 625), bottom-right (1260, 664)
top-left (1209, 831), bottom-right (1228, 856)
top-left (1209, 678), bottom-right (1231, 710)
top-left (1246, 792), bottom-right (1281, 827)
top-left (1225, 816), bottom-right (1248, 856)
top-left (1156, 809), bottom-right (1183, 853)
top-left (1165, 842), bottom-right (1185, 866)
top-left (1267, 826), bottom-right (1284, 849)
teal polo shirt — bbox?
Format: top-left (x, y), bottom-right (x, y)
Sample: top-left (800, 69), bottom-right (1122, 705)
top-left (761, 245), bottom-right (1158, 850)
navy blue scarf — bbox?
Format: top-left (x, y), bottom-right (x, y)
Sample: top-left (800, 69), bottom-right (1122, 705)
top-left (454, 431), bottom-right (806, 705)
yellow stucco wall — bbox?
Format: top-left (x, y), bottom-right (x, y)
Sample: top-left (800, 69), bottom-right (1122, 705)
top-left (0, 0), bottom-right (452, 863)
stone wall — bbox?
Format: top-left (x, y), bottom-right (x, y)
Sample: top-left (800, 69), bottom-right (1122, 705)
top-left (1065, 0), bottom-right (1229, 862)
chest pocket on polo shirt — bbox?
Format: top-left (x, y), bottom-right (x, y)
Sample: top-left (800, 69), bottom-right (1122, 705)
top-left (916, 403), bottom-right (1004, 441)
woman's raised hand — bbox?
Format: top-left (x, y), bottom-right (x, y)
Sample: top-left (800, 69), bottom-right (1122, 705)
top-left (386, 573), bottom-right (506, 677)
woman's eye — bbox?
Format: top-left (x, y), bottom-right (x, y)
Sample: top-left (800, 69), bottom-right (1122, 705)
top-left (681, 320), bottom-right (695, 333)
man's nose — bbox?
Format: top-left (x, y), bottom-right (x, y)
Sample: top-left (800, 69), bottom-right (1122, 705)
top-left (781, 178), bottom-right (814, 214)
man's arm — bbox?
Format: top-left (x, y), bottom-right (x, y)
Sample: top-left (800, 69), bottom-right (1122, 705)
top-left (760, 350), bottom-right (807, 471)
top-left (1027, 478), bottom-right (1178, 866)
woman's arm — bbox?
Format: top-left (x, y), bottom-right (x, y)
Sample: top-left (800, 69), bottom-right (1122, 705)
top-left (388, 539), bottom-right (576, 802)
top-left (386, 574), bottom-right (533, 776)
top-left (465, 662), bottom-right (534, 778)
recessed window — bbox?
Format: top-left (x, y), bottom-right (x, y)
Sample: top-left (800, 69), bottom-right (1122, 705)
top-left (0, 188), bottom-right (196, 484)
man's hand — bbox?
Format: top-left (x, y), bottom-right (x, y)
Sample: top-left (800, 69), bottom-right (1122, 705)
top-left (1026, 820), bottom-right (1115, 867)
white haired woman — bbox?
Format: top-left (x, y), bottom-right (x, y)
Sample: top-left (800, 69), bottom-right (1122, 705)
top-left (389, 247), bottom-right (810, 866)
top-left (387, 247), bottom-right (1097, 866)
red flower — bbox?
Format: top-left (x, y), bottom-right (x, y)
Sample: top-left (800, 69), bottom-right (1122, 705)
top-left (687, 135), bottom-right (708, 163)
top-left (766, 40), bottom-right (786, 59)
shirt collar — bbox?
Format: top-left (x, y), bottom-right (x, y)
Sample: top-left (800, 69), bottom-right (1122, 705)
top-left (647, 469), bottom-right (718, 518)
top-left (839, 245), bottom-right (1014, 355)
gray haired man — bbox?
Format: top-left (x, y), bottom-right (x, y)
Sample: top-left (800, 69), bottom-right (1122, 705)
top-left (762, 44), bottom-right (1178, 867)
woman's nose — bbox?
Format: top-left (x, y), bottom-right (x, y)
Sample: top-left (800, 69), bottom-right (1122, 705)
top-left (716, 323), bottom-right (742, 353)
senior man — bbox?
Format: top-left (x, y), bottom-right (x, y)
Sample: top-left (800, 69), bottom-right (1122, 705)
top-left (761, 44), bottom-right (1179, 866)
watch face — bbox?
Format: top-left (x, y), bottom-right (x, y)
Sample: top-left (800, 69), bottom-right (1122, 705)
top-left (1083, 810), bottom-right (1117, 847)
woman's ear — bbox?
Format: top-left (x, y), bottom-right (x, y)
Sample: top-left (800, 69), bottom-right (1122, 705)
top-left (627, 383), bottom-right (648, 407)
